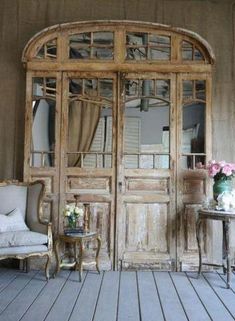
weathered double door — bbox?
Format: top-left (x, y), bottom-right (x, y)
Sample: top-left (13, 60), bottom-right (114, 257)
top-left (59, 71), bottom-right (177, 270)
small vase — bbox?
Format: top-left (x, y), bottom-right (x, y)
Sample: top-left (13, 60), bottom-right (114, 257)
top-left (67, 216), bottom-right (77, 229)
top-left (213, 179), bottom-right (232, 201)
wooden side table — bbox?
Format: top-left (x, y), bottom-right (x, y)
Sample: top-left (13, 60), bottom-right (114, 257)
top-left (54, 231), bottom-right (101, 281)
top-left (196, 208), bottom-right (235, 288)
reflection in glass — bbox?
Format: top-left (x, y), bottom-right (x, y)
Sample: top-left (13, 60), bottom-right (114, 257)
top-left (182, 41), bottom-right (204, 61)
top-left (183, 80), bottom-right (206, 101)
top-left (181, 102), bottom-right (205, 169)
top-left (182, 41), bottom-right (193, 60)
top-left (36, 39), bottom-right (57, 59)
top-left (126, 33), bottom-right (170, 60)
top-left (69, 32), bottom-right (114, 60)
top-left (68, 78), bottom-right (113, 168)
top-left (195, 80), bottom-right (206, 100)
top-left (183, 80), bottom-right (193, 99)
top-left (31, 77), bottom-right (56, 167)
top-left (31, 99), bottom-right (56, 167)
top-left (124, 78), bottom-right (170, 169)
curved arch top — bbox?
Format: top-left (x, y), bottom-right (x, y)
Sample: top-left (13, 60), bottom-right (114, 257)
top-left (22, 20), bottom-right (215, 67)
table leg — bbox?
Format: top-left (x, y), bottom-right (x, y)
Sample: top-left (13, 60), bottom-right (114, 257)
top-left (54, 239), bottom-right (61, 277)
top-left (223, 220), bottom-right (231, 289)
top-left (196, 218), bottom-right (203, 277)
top-left (96, 236), bottom-right (101, 274)
top-left (78, 239), bottom-right (83, 282)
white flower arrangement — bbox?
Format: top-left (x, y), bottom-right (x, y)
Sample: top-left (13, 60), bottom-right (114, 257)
top-left (64, 204), bottom-right (84, 228)
top-left (217, 190), bottom-right (235, 211)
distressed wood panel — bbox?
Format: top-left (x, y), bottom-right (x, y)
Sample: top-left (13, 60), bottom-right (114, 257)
top-left (126, 177), bottom-right (169, 193)
top-left (125, 203), bottom-right (168, 253)
top-left (183, 204), bottom-right (200, 252)
top-left (183, 178), bottom-right (205, 194)
top-left (67, 176), bottom-right (111, 194)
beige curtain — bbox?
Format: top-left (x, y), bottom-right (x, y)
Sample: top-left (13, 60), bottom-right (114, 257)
top-left (68, 99), bottom-right (101, 167)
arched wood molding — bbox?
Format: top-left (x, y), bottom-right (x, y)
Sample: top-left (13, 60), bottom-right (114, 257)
top-left (22, 20), bottom-right (215, 67)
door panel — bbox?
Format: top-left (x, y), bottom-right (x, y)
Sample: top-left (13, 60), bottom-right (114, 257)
top-left (24, 71), bottom-right (62, 235)
top-left (177, 74), bottom-right (212, 270)
top-left (60, 72), bottom-right (117, 269)
top-left (116, 73), bottom-right (176, 269)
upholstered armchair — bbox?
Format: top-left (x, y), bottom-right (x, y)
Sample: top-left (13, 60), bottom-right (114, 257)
top-left (0, 181), bottom-right (53, 279)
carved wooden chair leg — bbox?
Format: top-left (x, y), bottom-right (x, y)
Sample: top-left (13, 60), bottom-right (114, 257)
top-left (45, 255), bottom-right (51, 281)
top-left (26, 258), bottom-right (30, 273)
top-left (96, 236), bottom-right (101, 274)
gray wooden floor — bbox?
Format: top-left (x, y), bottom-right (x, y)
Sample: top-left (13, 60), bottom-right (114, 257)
top-left (0, 269), bottom-right (235, 321)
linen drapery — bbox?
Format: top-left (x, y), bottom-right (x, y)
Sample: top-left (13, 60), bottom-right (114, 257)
top-left (68, 99), bottom-right (101, 167)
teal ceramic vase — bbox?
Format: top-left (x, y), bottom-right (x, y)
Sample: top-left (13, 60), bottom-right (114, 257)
top-left (213, 179), bottom-right (232, 201)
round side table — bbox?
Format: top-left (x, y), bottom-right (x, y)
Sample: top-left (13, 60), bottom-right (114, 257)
top-left (54, 231), bottom-right (101, 281)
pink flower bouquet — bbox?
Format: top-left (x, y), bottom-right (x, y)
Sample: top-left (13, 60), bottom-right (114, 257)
top-left (207, 160), bottom-right (235, 181)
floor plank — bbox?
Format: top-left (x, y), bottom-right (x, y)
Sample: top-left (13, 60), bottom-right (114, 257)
top-left (20, 270), bottom-right (70, 321)
top-left (44, 271), bottom-right (86, 321)
top-left (93, 271), bottom-right (119, 321)
top-left (137, 271), bottom-right (164, 321)
top-left (69, 271), bottom-right (103, 321)
top-left (187, 272), bottom-right (234, 321)
top-left (170, 272), bottom-right (211, 321)
top-left (203, 272), bottom-right (235, 318)
top-left (118, 272), bottom-right (140, 321)
top-left (0, 271), bottom-right (47, 321)
top-left (153, 272), bottom-right (188, 321)
top-left (0, 270), bottom-right (37, 314)
top-left (0, 269), bottom-right (18, 293)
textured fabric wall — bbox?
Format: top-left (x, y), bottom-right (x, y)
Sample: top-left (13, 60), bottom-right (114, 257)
top-left (0, 0), bottom-right (234, 179)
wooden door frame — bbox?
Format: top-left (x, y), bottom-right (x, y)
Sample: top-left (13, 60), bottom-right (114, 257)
top-left (115, 72), bottom-right (177, 270)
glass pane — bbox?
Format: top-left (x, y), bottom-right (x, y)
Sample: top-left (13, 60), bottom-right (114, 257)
top-left (93, 47), bottom-right (113, 59)
top-left (124, 78), bottom-right (170, 169)
top-left (93, 32), bottom-right (113, 45)
top-left (36, 46), bottom-right (44, 58)
top-left (149, 35), bottom-right (170, 46)
top-left (125, 80), bottom-right (139, 98)
top-left (36, 39), bottom-right (57, 59)
top-left (126, 32), bottom-right (148, 46)
top-left (68, 78), bottom-right (113, 168)
top-left (156, 80), bottom-right (170, 99)
top-left (126, 47), bottom-right (147, 60)
top-left (33, 78), bottom-right (44, 97)
top-left (99, 79), bottom-right (113, 98)
top-left (149, 47), bottom-right (170, 60)
top-left (183, 80), bottom-right (193, 99)
top-left (33, 78), bottom-right (56, 98)
top-left (70, 47), bottom-right (90, 59)
top-left (181, 102), bottom-right (206, 169)
top-left (31, 99), bottom-right (56, 167)
top-left (182, 41), bottom-right (193, 60)
top-left (45, 39), bottom-right (57, 58)
top-left (149, 35), bottom-right (171, 60)
top-left (70, 33), bottom-right (91, 45)
top-left (194, 48), bottom-right (204, 61)
top-left (196, 80), bottom-right (206, 100)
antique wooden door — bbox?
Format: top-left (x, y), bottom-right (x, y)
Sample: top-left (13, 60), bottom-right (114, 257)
top-left (60, 71), bottom-right (117, 270)
top-left (22, 20), bottom-right (215, 270)
top-left (116, 72), bottom-right (177, 269)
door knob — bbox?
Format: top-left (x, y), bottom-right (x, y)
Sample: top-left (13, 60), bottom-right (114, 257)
top-left (118, 182), bottom-right (123, 193)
